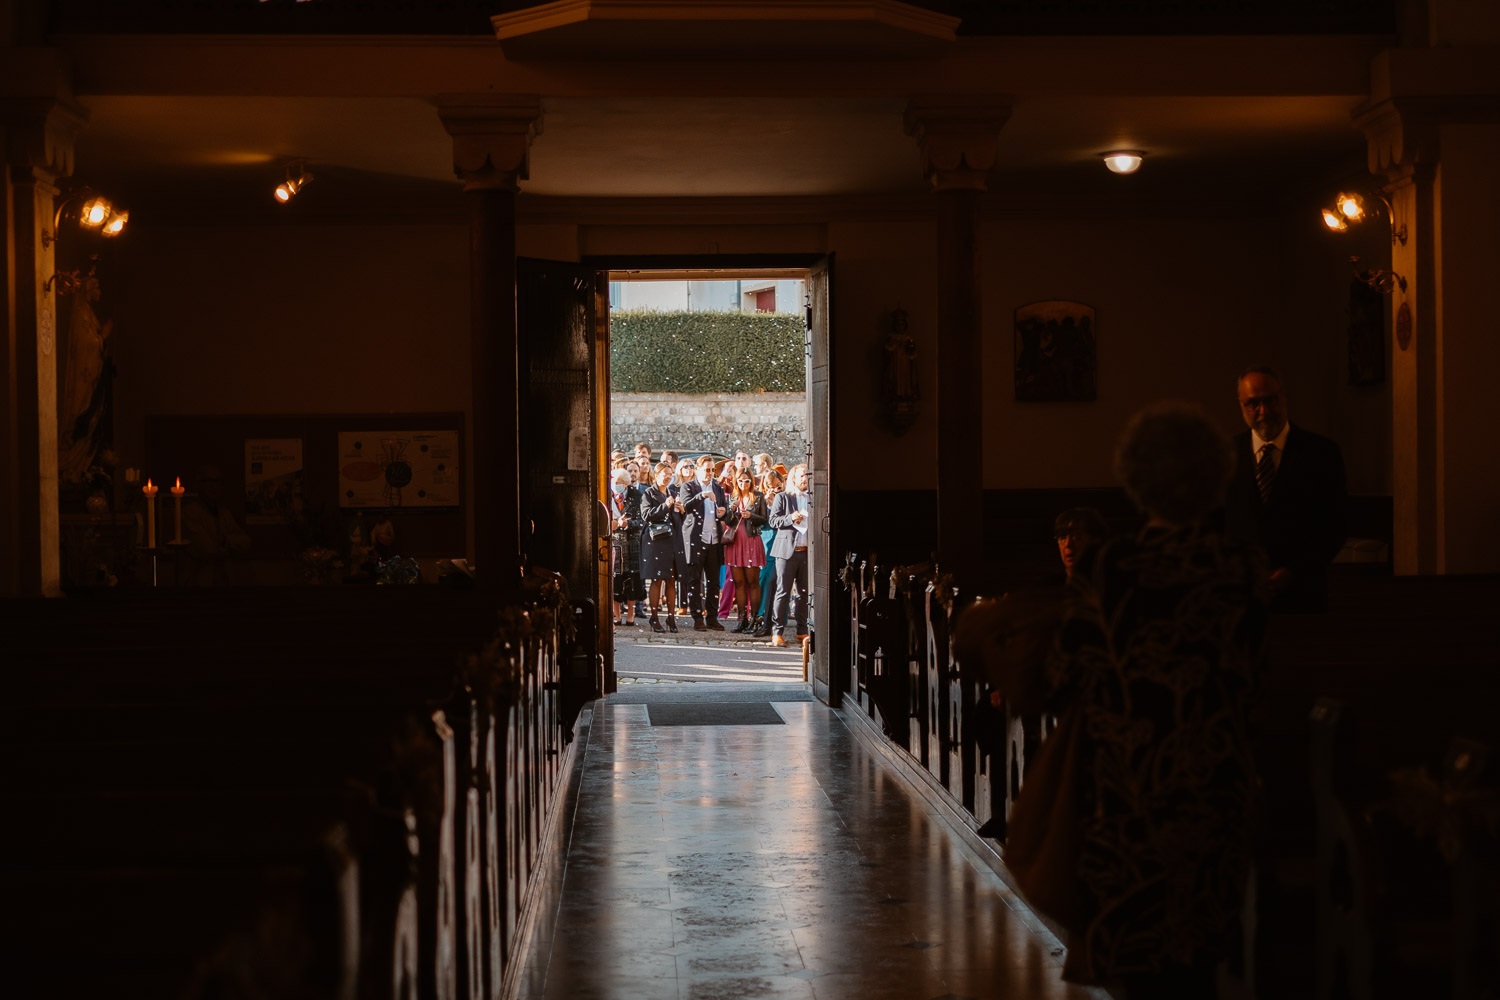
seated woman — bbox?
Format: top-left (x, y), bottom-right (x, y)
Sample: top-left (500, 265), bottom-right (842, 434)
top-left (1052, 506), bottom-right (1110, 579)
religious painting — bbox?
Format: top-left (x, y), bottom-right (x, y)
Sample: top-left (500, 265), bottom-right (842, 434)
top-left (1346, 278), bottom-right (1386, 385)
top-left (1014, 300), bottom-right (1097, 402)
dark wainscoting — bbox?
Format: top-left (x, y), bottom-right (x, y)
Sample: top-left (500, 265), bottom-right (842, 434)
top-left (836, 488), bottom-right (1393, 588)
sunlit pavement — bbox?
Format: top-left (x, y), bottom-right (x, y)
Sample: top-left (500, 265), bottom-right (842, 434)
top-left (614, 630), bottom-right (807, 684)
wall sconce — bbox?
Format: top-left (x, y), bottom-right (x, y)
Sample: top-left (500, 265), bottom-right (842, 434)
top-left (1321, 189), bottom-right (1407, 293)
top-left (42, 186), bottom-right (127, 294)
top-left (880, 307), bottom-right (919, 435)
top-left (41, 187), bottom-right (128, 249)
top-left (1320, 190), bottom-right (1407, 245)
top-left (275, 160), bottom-right (313, 202)
top-left (1101, 150), bottom-right (1144, 174)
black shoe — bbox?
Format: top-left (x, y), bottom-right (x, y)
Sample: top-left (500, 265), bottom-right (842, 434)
top-left (753, 616), bottom-right (771, 638)
top-left (706, 617), bottom-right (726, 631)
top-left (693, 618), bottom-right (709, 631)
top-left (650, 612), bottom-right (665, 634)
top-left (666, 617), bottom-right (678, 634)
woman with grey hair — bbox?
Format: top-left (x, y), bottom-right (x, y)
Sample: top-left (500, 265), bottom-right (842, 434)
top-left (1027, 402), bottom-right (1269, 996)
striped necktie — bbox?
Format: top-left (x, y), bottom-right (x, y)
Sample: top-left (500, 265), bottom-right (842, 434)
top-left (1256, 443), bottom-right (1277, 503)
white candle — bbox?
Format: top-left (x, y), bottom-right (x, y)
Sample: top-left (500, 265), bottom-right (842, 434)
top-left (170, 477), bottom-right (185, 544)
top-left (142, 478), bottom-right (158, 548)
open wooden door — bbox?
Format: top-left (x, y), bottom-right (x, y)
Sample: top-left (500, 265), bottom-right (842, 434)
top-left (807, 255), bottom-right (835, 704)
top-left (516, 259), bottom-right (613, 692)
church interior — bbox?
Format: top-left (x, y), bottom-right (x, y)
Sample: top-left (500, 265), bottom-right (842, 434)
top-left (3, 0), bottom-right (1498, 997)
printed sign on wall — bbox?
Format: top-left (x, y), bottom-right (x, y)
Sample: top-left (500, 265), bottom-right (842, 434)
top-left (245, 438), bottom-right (304, 524)
top-left (337, 430), bottom-right (460, 508)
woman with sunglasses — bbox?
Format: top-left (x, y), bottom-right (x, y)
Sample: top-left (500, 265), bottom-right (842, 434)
top-left (722, 469), bottom-right (768, 633)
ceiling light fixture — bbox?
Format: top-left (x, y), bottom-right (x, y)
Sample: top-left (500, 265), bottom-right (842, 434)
top-left (1101, 150), bottom-right (1144, 174)
top-left (275, 160), bottom-right (313, 203)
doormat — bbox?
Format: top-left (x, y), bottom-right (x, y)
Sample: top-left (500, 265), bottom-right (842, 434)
top-left (646, 702), bottom-right (785, 727)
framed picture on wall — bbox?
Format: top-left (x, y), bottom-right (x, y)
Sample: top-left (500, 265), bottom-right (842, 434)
top-left (1014, 300), bottom-right (1097, 402)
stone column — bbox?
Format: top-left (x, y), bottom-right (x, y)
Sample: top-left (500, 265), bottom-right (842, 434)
top-left (1, 91), bottom-right (86, 597)
top-left (904, 97), bottom-right (1010, 584)
top-left (1356, 64), bottom-right (1500, 574)
top-left (438, 96), bottom-right (542, 590)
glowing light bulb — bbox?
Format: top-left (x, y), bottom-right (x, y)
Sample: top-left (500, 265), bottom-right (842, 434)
top-left (80, 197), bottom-right (110, 227)
top-left (275, 181), bottom-right (293, 202)
top-left (102, 210), bottom-right (128, 236)
top-left (1322, 208), bottom-right (1348, 232)
top-left (1339, 194), bottom-right (1363, 220)
top-left (1101, 151), bottom-right (1144, 175)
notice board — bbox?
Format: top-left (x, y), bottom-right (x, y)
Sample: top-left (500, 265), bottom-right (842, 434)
top-left (145, 412), bottom-right (465, 558)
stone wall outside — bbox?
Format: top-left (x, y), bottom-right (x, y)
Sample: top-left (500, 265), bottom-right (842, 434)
top-left (611, 392), bottom-right (807, 465)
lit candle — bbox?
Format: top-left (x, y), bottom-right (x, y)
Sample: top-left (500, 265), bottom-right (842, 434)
top-left (142, 478), bottom-right (158, 548)
top-left (170, 477), bottom-right (185, 544)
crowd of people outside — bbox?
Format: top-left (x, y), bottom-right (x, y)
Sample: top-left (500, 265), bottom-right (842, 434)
top-left (606, 444), bottom-right (811, 645)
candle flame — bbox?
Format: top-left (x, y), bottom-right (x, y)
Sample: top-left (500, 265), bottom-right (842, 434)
top-left (175, 476), bottom-right (181, 488)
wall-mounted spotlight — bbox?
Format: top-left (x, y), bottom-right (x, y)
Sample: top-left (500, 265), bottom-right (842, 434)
top-left (275, 161), bottom-right (313, 203)
top-left (1320, 189), bottom-right (1407, 246)
top-left (41, 186), bottom-right (127, 294)
top-left (41, 186), bottom-right (128, 248)
top-left (1101, 150), bottom-right (1145, 174)
top-left (1321, 188), bottom-right (1408, 294)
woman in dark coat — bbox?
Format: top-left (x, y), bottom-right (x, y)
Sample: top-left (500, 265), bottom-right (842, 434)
top-left (1040, 402), bottom-right (1269, 996)
top-left (607, 468), bottom-right (644, 626)
top-left (639, 462), bottom-right (685, 633)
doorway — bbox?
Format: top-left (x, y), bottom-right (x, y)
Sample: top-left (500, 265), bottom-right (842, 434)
top-left (516, 254), bottom-right (836, 704)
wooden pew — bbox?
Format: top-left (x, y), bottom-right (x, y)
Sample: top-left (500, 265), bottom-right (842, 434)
top-left (2, 579), bottom-right (578, 1000)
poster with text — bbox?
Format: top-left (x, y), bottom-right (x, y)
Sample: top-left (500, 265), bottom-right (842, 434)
top-left (338, 430), bottom-right (460, 508)
top-left (244, 438), bottom-right (304, 524)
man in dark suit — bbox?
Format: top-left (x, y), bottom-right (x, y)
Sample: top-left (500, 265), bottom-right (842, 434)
top-left (678, 456), bottom-right (728, 630)
top-left (1225, 365), bottom-right (1348, 612)
top-left (767, 463), bottom-right (812, 646)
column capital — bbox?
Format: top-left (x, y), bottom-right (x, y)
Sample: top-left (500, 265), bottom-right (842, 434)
top-left (437, 94), bottom-right (544, 192)
top-left (903, 95), bottom-right (1011, 192)
top-left (1354, 93), bottom-right (1500, 181)
top-left (2, 96), bottom-right (87, 184)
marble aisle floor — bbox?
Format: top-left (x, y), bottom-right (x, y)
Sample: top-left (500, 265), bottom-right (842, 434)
top-left (517, 691), bottom-right (1100, 1000)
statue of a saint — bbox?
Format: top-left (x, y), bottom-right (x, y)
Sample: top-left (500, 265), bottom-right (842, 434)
top-left (58, 275), bottom-right (114, 484)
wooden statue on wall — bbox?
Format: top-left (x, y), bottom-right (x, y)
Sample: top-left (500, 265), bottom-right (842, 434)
top-left (880, 307), bottom-right (919, 435)
top-left (57, 274), bottom-right (117, 503)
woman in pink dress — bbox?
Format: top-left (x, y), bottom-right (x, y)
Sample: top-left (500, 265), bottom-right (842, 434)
top-left (722, 469), bottom-right (768, 633)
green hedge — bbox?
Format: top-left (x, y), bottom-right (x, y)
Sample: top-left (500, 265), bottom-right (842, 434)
top-left (610, 310), bottom-right (806, 393)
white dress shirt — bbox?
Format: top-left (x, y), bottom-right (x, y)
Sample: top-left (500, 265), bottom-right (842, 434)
top-left (1251, 422), bottom-right (1290, 473)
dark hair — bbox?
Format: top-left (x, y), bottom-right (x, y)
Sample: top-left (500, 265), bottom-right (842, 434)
top-left (1054, 507), bottom-right (1109, 541)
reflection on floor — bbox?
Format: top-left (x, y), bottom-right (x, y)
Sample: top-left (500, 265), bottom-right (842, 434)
top-left (518, 686), bottom-right (1100, 1000)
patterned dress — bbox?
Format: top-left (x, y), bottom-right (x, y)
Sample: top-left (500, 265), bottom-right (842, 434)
top-left (1044, 524), bottom-right (1269, 984)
